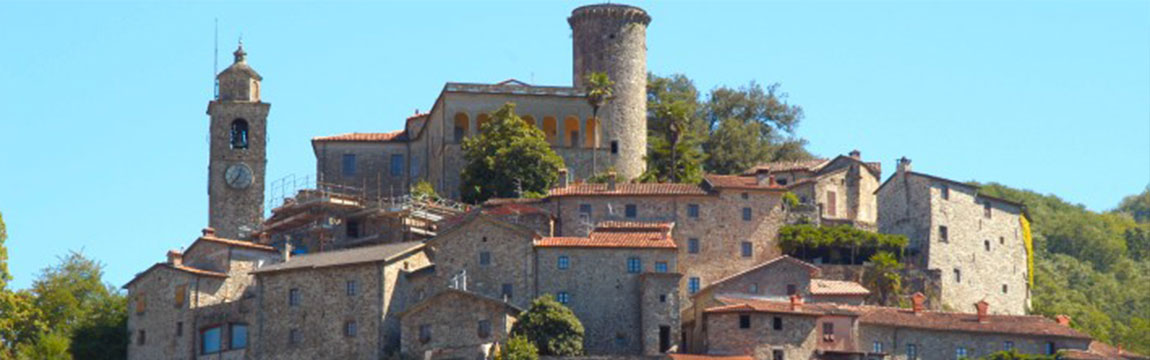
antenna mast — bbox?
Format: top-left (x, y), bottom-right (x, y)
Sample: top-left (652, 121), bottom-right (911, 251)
top-left (213, 18), bottom-right (219, 99)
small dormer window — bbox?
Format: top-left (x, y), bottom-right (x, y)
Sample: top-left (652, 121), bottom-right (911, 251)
top-left (230, 119), bottom-right (249, 149)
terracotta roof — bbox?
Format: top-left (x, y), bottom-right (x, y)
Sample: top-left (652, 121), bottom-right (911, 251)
top-left (549, 183), bottom-right (709, 197)
top-left (444, 82), bottom-right (585, 97)
top-left (744, 159), bottom-right (828, 174)
top-left (537, 221), bottom-right (676, 249)
top-left (482, 203), bottom-right (549, 217)
top-left (252, 241), bottom-right (424, 274)
top-left (707, 296), bottom-right (853, 317)
top-left (856, 306), bottom-right (1092, 340)
top-left (1063, 341), bottom-right (1150, 360)
top-left (311, 130), bottom-right (407, 143)
top-left (123, 262), bottom-right (227, 289)
top-left (668, 354), bottom-right (753, 360)
top-left (195, 236), bottom-right (279, 252)
top-left (809, 279), bottom-right (871, 296)
top-left (406, 113), bottom-right (428, 120)
top-left (703, 174), bottom-right (787, 191)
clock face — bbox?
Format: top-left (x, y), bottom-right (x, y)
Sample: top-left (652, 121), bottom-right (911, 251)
top-left (225, 163), bottom-right (254, 189)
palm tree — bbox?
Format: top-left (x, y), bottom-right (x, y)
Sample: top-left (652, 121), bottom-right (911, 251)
top-left (584, 72), bottom-right (613, 175)
top-left (863, 251), bottom-right (903, 306)
top-left (656, 101), bottom-right (690, 182)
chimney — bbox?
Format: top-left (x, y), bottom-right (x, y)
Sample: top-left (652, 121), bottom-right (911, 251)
top-left (167, 250), bottom-right (183, 266)
top-left (897, 157), bottom-right (912, 175)
top-left (911, 292), bottom-right (925, 314)
top-left (201, 227), bottom-right (216, 237)
top-left (607, 171), bottom-right (617, 191)
top-left (281, 242), bottom-right (293, 262)
top-left (975, 300), bottom-right (989, 323)
top-left (755, 169), bottom-right (770, 185)
top-left (557, 168), bottom-right (569, 188)
top-left (849, 150), bottom-right (861, 160)
top-left (768, 175), bottom-right (776, 187)
top-left (789, 294), bottom-right (803, 311)
top-left (1056, 314), bottom-right (1071, 326)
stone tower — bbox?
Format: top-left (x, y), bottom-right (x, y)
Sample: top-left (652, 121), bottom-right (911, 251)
top-left (569, 4), bottom-right (650, 181)
top-left (207, 42), bottom-right (270, 240)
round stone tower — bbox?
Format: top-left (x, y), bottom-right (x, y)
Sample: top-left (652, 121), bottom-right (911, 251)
top-left (569, 4), bottom-right (650, 181)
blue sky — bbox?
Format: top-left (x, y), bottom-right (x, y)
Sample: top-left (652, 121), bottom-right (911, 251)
top-left (0, 1), bottom-right (1146, 290)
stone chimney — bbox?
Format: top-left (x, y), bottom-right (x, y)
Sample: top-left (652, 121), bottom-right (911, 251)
top-left (849, 150), bottom-right (861, 160)
top-left (975, 300), bottom-right (989, 323)
top-left (768, 175), bottom-right (776, 187)
top-left (789, 294), bottom-right (803, 311)
top-left (281, 242), bottom-right (293, 262)
top-left (1056, 314), bottom-right (1071, 326)
top-left (607, 171), bottom-right (617, 191)
top-left (167, 250), bottom-right (183, 266)
top-left (202, 227), bottom-right (216, 238)
top-left (897, 157), bottom-right (912, 175)
top-left (755, 169), bottom-right (771, 185)
top-left (557, 168), bottom-right (569, 188)
top-left (911, 292), bottom-right (926, 314)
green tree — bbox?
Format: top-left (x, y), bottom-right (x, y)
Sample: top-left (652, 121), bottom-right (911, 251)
top-left (0, 291), bottom-right (44, 360)
top-left (510, 295), bottom-right (584, 356)
top-left (30, 252), bottom-right (111, 334)
top-left (69, 290), bottom-right (127, 360)
top-left (460, 103), bottom-right (565, 204)
top-left (1126, 225), bottom-right (1150, 261)
top-left (641, 100), bottom-right (706, 183)
top-left (494, 335), bottom-right (538, 360)
top-left (410, 180), bottom-right (439, 201)
top-left (0, 212), bottom-right (9, 289)
top-left (584, 72), bottom-right (613, 174)
top-left (863, 252), bottom-right (903, 306)
top-left (15, 331), bottom-right (69, 360)
top-left (978, 350), bottom-right (1056, 360)
top-left (1117, 187), bottom-right (1150, 223)
top-left (701, 81), bottom-right (812, 174)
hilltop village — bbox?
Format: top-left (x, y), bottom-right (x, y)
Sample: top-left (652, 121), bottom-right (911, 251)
top-left (124, 4), bottom-right (1142, 360)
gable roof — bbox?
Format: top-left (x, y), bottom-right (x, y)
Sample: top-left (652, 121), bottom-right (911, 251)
top-left (251, 241), bottom-right (423, 275)
top-left (434, 210), bottom-right (540, 244)
top-left (185, 235), bottom-right (279, 257)
top-left (311, 130), bottom-right (408, 143)
top-left (123, 262), bottom-right (228, 289)
top-left (701, 174), bottom-right (788, 191)
top-left (706, 295), bottom-right (853, 317)
top-left (856, 305), bottom-right (1092, 340)
top-left (697, 255), bottom-right (820, 295)
top-left (874, 170), bottom-right (1030, 220)
top-left (536, 221), bottom-right (676, 249)
top-left (809, 279), bottom-right (871, 296)
top-left (548, 183), bottom-right (710, 197)
top-left (399, 288), bottom-right (523, 318)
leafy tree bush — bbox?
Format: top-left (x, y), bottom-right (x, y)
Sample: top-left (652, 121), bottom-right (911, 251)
top-left (782, 192), bottom-right (801, 208)
top-left (977, 350), bottom-right (1057, 360)
top-left (410, 180), bottom-right (439, 201)
top-left (777, 224), bottom-right (908, 264)
top-left (510, 295), bottom-right (584, 356)
top-left (863, 251), bottom-right (903, 306)
top-left (460, 103), bottom-right (565, 204)
top-left (494, 335), bottom-right (538, 360)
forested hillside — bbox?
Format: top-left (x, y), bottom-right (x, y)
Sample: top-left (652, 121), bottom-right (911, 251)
top-left (976, 184), bottom-right (1150, 352)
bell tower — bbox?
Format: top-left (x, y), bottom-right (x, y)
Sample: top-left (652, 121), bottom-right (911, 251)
top-left (207, 42), bottom-right (269, 240)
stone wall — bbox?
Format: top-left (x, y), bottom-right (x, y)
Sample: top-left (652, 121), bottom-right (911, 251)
top-left (640, 273), bottom-right (682, 355)
top-left (399, 290), bottom-right (517, 359)
top-left (208, 100), bottom-right (269, 241)
top-left (126, 267), bottom-right (198, 360)
top-left (703, 312), bottom-right (819, 360)
top-left (313, 141), bottom-right (411, 200)
top-left (542, 189), bottom-right (785, 308)
top-left (857, 324), bottom-right (1091, 360)
top-left (535, 246), bottom-right (677, 355)
top-left (425, 217), bottom-right (537, 309)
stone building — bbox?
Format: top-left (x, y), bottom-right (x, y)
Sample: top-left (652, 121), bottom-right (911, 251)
top-left (124, 228), bottom-right (280, 360)
top-left (696, 293), bottom-right (1092, 360)
top-left (307, 4), bottom-right (652, 201)
top-left (249, 241), bottom-right (429, 359)
top-left (683, 256), bottom-right (869, 354)
top-left (876, 158), bottom-right (1031, 315)
top-left (208, 42), bottom-right (269, 240)
top-left (744, 151), bottom-right (881, 228)
top-left (399, 289), bottom-right (522, 360)
top-left (535, 221), bottom-right (681, 355)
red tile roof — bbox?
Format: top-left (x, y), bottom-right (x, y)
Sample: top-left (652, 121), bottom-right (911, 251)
top-left (703, 174), bottom-right (787, 191)
top-left (482, 203), bottom-right (549, 217)
top-left (744, 159), bottom-right (829, 174)
top-left (123, 262), bottom-right (228, 289)
top-left (311, 130), bottom-right (407, 143)
top-left (707, 296), bottom-right (849, 317)
top-left (197, 236), bottom-right (279, 252)
top-left (701, 256), bottom-right (821, 294)
top-left (855, 306), bottom-right (1092, 340)
top-left (548, 183), bottom-right (708, 197)
top-left (1062, 341), bottom-right (1150, 360)
top-left (669, 354), bottom-right (753, 360)
top-left (809, 279), bottom-right (871, 296)
top-left (537, 221), bottom-right (676, 249)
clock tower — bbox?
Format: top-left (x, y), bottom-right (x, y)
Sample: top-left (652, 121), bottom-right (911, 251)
top-left (207, 42), bottom-right (269, 240)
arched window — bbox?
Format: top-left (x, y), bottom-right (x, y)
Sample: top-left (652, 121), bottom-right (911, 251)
top-left (585, 117), bottom-right (599, 148)
top-left (453, 113), bottom-right (470, 143)
top-left (563, 116), bottom-right (580, 147)
top-left (230, 119), bottom-right (249, 149)
top-left (543, 116), bottom-right (558, 145)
